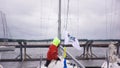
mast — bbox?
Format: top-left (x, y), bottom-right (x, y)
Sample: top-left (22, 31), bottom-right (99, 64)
top-left (58, 0), bottom-right (61, 39)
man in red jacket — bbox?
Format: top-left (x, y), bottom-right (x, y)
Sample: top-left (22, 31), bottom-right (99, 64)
top-left (45, 37), bottom-right (61, 67)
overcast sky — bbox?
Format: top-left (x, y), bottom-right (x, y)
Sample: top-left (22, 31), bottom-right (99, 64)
top-left (0, 0), bottom-right (120, 40)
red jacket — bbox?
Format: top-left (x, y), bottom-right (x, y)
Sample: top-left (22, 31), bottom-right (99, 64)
top-left (47, 44), bottom-right (58, 60)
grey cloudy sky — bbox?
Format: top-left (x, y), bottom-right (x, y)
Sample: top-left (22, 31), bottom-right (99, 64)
top-left (0, 0), bottom-right (120, 40)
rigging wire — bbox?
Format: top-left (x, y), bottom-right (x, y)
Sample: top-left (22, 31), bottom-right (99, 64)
top-left (105, 0), bottom-right (117, 39)
top-left (105, 0), bottom-right (108, 39)
top-left (77, 0), bottom-right (80, 38)
top-left (113, 0), bottom-right (117, 39)
top-left (0, 11), bottom-right (3, 37)
top-left (63, 0), bottom-right (66, 32)
top-left (116, 0), bottom-right (120, 38)
top-left (64, 0), bottom-right (70, 31)
top-left (0, 12), bottom-right (9, 45)
top-left (1, 12), bottom-right (6, 39)
top-left (110, 0), bottom-right (118, 39)
top-left (39, 0), bottom-right (43, 57)
top-left (3, 13), bottom-right (12, 39)
top-left (0, 11), bottom-right (12, 39)
top-left (40, 0), bottom-right (43, 38)
top-left (110, 0), bottom-right (114, 39)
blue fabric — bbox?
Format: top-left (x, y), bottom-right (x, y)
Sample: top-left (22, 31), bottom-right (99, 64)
top-left (63, 58), bottom-right (67, 68)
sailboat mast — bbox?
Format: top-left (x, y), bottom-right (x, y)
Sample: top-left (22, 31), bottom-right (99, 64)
top-left (58, 0), bottom-right (61, 39)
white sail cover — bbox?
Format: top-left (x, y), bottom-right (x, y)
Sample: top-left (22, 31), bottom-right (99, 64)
top-left (64, 31), bottom-right (81, 50)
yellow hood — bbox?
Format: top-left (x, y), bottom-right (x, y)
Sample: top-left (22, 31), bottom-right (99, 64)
top-left (52, 37), bottom-right (61, 47)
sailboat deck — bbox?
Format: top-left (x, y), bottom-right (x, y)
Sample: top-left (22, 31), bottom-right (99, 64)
top-left (0, 47), bottom-right (119, 68)
top-left (0, 40), bottom-right (120, 68)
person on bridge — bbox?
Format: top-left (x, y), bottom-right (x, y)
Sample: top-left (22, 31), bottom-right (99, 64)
top-left (45, 37), bottom-right (61, 67)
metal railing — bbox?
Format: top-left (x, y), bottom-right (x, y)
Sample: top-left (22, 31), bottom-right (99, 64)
top-left (60, 46), bottom-right (85, 68)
